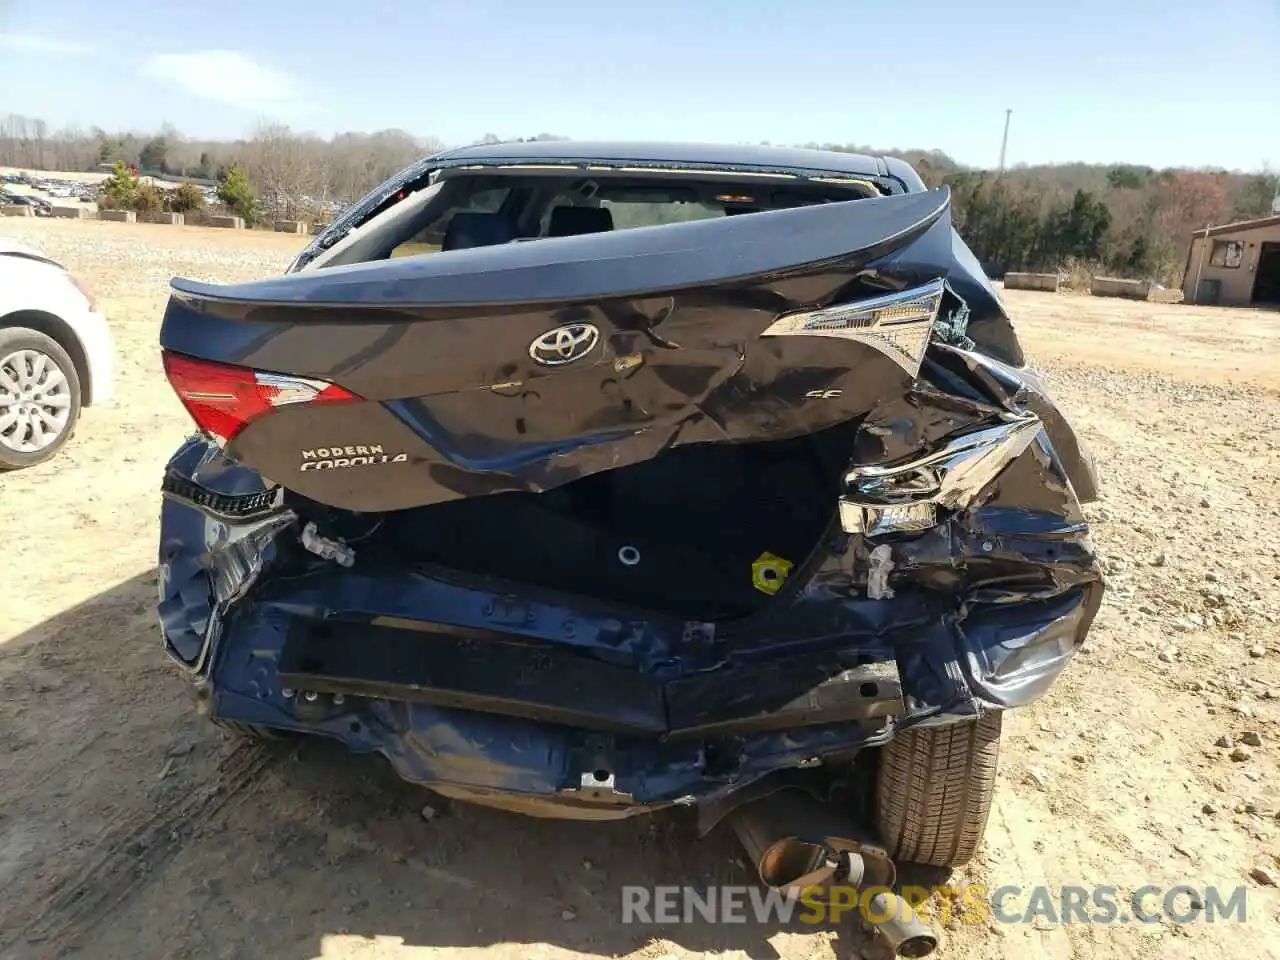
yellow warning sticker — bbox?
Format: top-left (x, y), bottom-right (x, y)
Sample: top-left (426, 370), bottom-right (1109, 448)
top-left (752, 551), bottom-right (794, 595)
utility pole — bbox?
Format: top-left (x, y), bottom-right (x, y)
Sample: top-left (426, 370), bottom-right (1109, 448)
top-left (1192, 223), bottom-right (1212, 304)
top-left (998, 109), bottom-right (1012, 173)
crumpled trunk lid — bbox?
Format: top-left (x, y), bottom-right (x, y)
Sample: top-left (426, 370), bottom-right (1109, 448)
top-left (158, 189), bottom-right (999, 513)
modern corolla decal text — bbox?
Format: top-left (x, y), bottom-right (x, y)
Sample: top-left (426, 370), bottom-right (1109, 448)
top-left (299, 444), bottom-right (408, 471)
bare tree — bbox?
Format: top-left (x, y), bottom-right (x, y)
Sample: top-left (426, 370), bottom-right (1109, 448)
top-left (32, 118), bottom-right (48, 169)
top-left (242, 122), bottom-right (318, 218)
top-left (0, 114), bottom-right (451, 204)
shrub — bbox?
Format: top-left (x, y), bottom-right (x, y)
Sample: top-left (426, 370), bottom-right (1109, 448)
top-left (1060, 257), bottom-right (1100, 294)
top-left (99, 161), bottom-right (138, 208)
top-left (132, 182), bottom-right (164, 213)
top-left (169, 182), bottom-right (206, 214)
top-left (217, 166), bottom-right (261, 226)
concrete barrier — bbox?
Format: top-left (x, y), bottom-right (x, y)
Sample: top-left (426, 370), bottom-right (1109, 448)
top-left (51, 206), bottom-right (90, 219)
top-left (208, 215), bottom-right (245, 229)
top-left (97, 209), bottom-right (137, 223)
top-left (274, 219), bottom-right (309, 234)
top-left (139, 211), bottom-right (184, 226)
top-left (1004, 272), bottom-right (1060, 293)
top-left (0, 205), bottom-right (34, 217)
top-left (1090, 276), bottom-right (1150, 300)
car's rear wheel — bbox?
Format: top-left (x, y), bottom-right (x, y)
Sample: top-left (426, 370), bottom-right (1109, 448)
top-left (874, 712), bottom-right (1003, 868)
top-left (0, 327), bottom-right (82, 470)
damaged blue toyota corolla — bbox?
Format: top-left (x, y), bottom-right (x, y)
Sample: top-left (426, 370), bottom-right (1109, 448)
top-left (156, 141), bottom-right (1103, 883)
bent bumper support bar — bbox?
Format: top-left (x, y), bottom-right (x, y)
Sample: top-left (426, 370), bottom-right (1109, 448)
top-left (277, 618), bottom-right (906, 739)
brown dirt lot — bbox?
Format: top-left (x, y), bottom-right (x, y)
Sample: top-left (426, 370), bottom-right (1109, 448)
top-left (0, 218), bottom-right (1278, 960)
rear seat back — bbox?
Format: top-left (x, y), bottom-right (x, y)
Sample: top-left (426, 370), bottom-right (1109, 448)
top-left (547, 206), bottom-right (614, 237)
top-left (443, 212), bottom-right (517, 251)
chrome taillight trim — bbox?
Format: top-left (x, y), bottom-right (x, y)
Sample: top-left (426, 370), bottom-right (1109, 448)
top-left (254, 371), bottom-right (331, 407)
top-left (761, 278), bottom-right (946, 377)
top-left (840, 412), bottom-right (1045, 535)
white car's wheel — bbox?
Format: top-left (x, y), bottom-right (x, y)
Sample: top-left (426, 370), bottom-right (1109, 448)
top-left (0, 327), bottom-right (82, 470)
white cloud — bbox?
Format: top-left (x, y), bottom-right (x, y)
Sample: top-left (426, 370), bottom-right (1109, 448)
top-left (140, 50), bottom-right (311, 114)
top-left (0, 32), bottom-right (93, 55)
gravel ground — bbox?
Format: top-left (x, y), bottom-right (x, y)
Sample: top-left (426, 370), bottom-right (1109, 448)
top-left (0, 218), bottom-right (1278, 960)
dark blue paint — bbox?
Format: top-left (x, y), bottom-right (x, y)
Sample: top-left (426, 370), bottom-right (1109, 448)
top-left (158, 338), bottom-right (1103, 830)
top-left (155, 145), bottom-right (1103, 828)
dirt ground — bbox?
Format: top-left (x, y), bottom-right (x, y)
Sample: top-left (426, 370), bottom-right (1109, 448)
top-left (0, 218), bottom-right (1277, 960)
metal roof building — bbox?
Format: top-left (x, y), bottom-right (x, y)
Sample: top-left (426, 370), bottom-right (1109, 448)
top-left (1183, 214), bottom-right (1280, 307)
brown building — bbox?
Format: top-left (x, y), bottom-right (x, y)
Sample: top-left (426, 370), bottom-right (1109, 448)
top-left (1182, 214), bottom-right (1280, 307)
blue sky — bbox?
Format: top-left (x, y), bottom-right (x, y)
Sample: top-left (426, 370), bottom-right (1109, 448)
top-left (1, 0), bottom-right (1277, 170)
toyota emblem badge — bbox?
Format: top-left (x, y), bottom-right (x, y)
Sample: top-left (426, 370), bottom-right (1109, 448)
top-left (528, 323), bottom-right (601, 366)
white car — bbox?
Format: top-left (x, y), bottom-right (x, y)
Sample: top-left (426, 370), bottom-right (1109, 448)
top-left (0, 237), bottom-right (116, 469)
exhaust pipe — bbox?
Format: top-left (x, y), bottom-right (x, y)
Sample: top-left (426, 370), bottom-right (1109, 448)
top-left (727, 789), bottom-right (938, 958)
top-left (866, 892), bottom-right (939, 958)
top-left (729, 788), bottom-right (895, 893)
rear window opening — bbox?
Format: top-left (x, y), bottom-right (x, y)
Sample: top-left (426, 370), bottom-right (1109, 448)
top-left (306, 171), bottom-right (879, 271)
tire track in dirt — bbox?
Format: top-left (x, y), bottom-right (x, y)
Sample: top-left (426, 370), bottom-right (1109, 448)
top-left (8, 744), bottom-right (277, 959)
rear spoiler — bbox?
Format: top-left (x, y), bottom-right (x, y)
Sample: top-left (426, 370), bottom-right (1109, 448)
top-left (169, 188), bottom-right (952, 310)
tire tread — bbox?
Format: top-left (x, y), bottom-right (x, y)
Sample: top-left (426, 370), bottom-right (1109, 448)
top-left (874, 712), bottom-right (1002, 867)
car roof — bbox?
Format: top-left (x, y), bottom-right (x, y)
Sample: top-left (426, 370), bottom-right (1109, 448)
top-left (433, 140), bottom-right (888, 177)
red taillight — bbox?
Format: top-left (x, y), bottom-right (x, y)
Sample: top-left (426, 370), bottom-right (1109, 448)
top-left (162, 351), bottom-right (360, 444)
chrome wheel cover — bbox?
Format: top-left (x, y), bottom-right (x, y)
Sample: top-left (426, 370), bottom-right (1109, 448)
top-left (0, 349), bottom-right (73, 453)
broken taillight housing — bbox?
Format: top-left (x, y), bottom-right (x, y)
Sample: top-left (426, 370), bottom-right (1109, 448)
top-left (161, 351), bottom-right (361, 444)
top-left (761, 278), bottom-right (945, 377)
top-left (841, 413), bottom-right (1045, 536)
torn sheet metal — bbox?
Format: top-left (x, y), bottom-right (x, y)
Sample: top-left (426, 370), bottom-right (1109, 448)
top-left (155, 148), bottom-right (1102, 832)
top-left (300, 521), bottom-right (355, 568)
top-left (866, 545), bottom-right (896, 600)
top-left (158, 329), bottom-right (1102, 830)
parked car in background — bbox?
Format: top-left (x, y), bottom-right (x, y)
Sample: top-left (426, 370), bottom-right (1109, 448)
top-left (0, 237), bottom-right (116, 469)
top-left (157, 141), bottom-right (1102, 869)
top-left (1, 194), bottom-right (53, 217)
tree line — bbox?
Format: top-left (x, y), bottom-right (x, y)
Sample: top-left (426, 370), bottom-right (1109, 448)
top-left (800, 142), bottom-right (1277, 284)
top-left (0, 114), bottom-right (447, 220)
top-left (2, 115), bottom-right (1275, 284)
top-left (940, 166), bottom-right (1277, 284)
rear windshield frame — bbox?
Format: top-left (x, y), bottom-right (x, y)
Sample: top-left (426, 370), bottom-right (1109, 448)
top-left (292, 156), bottom-right (904, 272)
